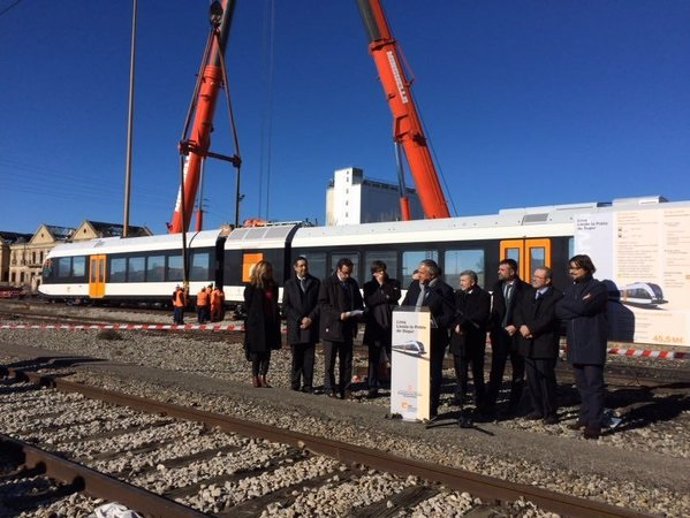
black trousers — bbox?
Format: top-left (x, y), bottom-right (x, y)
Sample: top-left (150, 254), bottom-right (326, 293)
top-left (452, 343), bottom-right (486, 407)
top-left (573, 363), bottom-right (605, 428)
top-left (173, 307), bottom-right (184, 324)
top-left (249, 351), bottom-right (271, 377)
top-left (429, 330), bottom-right (448, 417)
top-left (487, 329), bottom-right (525, 408)
top-left (290, 342), bottom-right (315, 390)
top-left (367, 341), bottom-right (391, 390)
top-left (197, 306), bottom-right (208, 323)
top-left (323, 338), bottom-right (353, 395)
top-left (524, 357), bottom-right (558, 418)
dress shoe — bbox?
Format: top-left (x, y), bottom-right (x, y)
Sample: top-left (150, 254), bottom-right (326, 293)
top-left (525, 411), bottom-right (543, 421)
top-left (567, 420), bottom-right (586, 430)
top-left (326, 390), bottom-right (337, 398)
top-left (301, 386), bottom-right (314, 394)
top-left (543, 415), bottom-right (559, 425)
top-left (260, 376), bottom-right (272, 388)
top-left (583, 426), bottom-right (601, 440)
top-left (252, 376), bottom-right (261, 388)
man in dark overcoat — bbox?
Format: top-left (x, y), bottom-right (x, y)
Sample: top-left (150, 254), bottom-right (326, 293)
top-left (363, 260), bottom-right (401, 398)
top-left (401, 259), bottom-right (455, 419)
top-left (283, 256), bottom-right (320, 393)
top-left (486, 258), bottom-right (530, 416)
top-left (449, 270), bottom-right (491, 409)
top-left (514, 266), bottom-right (563, 424)
top-left (318, 257), bottom-right (364, 399)
top-left (556, 254), bottom-right (608, 439)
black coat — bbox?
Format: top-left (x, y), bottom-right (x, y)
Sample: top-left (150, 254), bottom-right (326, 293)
top-left (282, 274), bottom-right (320, 345)
top-left (490, 278), bottom-right (531, 330)
top-left (363, 277), bottom-right (401, 347)
top-left (556, 276), bottom-right (608, 365)
top-left (401, 279), bottom-right (455, 329)
top-left (318, 273), bottom-right (364, 342)
top-left (243, 283), bottom-right (281, 353)
top-left (514, 286), bottom-right (563, 359)
top-left (449, 287), bottom-right (491, 356)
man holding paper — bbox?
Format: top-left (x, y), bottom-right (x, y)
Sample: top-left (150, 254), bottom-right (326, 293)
top-left (319, 257), bottom-right (364, 399)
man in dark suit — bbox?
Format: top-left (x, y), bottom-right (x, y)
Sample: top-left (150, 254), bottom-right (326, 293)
top-left (449, 270), bottom-right (491, 410)
top-left (282, 256), bottom-right (320, 393)
top-left (514, 266), bottom-right (563, 424)
top-left (556, 254), bottom-right (608, 439)
top-left (318, 257), bottom-right (364, 399)
top-left (401, 259), bottom-right (455, 419)
top-left (486, 258), bottom-right (530, 416)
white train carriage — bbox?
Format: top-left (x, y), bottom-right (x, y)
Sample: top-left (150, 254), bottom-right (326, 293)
top-left (40, 230), bottom-right (226, 304)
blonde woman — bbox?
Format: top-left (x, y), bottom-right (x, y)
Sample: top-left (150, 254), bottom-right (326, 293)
top-left (243, 260), bottom-right (281, 387)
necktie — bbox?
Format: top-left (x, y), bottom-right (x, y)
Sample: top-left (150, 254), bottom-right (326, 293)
top-left (503, 283), bottom-right (512, 302)
top-left (300, 278), bottom-right (306, 293)
top-left (415, 283), bottom-right (426, 308)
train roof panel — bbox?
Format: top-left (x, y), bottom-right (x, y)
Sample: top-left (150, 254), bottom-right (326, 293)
top-left (46, 229), bottom-right (223, 258)
top-left (224, 225), bottom-right (298, 250)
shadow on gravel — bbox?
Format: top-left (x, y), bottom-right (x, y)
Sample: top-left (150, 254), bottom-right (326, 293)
top-left (601, 387), bottom-right (690, 435)
top-left (1, 355), bottom-right (105, 374)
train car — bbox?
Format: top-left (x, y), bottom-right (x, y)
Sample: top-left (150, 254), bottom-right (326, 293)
top-left (40, 230), bottom-right (226, 305)
top-left (39, 197), bottom-right (690, 348)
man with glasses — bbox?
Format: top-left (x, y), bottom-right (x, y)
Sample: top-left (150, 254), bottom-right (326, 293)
top-left (514, 267), bottom-right (563, 424)
top-left (556, 254), bottom-right (608, 439)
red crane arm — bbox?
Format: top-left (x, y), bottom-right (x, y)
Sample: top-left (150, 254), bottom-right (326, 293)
top-left (170, 0), bottom-right (237, 234)
top-left (357, 0), bottom-right (451, 219)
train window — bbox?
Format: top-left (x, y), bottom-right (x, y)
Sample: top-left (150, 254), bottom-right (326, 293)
top-left (190, 252), bottom-right (210, 281)
top-left (147, 255), bottom-right (165, 282)
top-left (445, 250), bottom-right (485, 289)
top-left (300, 252), bottom-right (326, 281)
top-left (402, 250), bottom-right (438, 287)
top-left (568, 237), bottom-right (574, 260)
top-left (128, 257), bottom-right (145, 282)
top-left (364, 251), bottom-right (398, 281)
top-left (72, 256), bottom-right (86, 277)
top-left (530, 247), bottom-right (546, 272)
top-left (167, 255), bottom-right (184, 282)
top-left (330, 253), bottom-right (360, 281)
top-left (110, 257), bottom-right (127, 282)
top-left (57, 257), bottom-right (71, 278)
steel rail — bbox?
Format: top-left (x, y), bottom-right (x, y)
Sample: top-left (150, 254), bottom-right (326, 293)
top-left (0, 433), bottom-right (207, 518)
top-left (2, 367), bottom-right (651, 518)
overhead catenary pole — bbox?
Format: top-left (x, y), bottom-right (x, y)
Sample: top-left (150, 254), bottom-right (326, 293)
top-left (123, 0), bottom-right (138, 238)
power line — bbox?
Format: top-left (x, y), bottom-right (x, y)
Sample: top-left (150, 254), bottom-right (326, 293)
top-left (0, 0), bottom-right (24, 18)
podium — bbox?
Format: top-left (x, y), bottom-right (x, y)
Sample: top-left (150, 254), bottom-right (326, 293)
top-left (390, 306), bottom-right (431, 421)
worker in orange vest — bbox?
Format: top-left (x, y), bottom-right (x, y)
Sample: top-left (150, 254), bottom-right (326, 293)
top-left (173, 285), bottom-right (186, 325)
top-left (196, 286), bottom-right (210, 324)
top-left (211, 285), bottom-right (225, 322)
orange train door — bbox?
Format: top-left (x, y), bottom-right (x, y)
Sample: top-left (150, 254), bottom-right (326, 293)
top-left (89, 255), bottom-right (106, 299)
top-left (499, 239), bottom-right (551, 282)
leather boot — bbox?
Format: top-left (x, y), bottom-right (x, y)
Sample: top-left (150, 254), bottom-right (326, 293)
top-left (261, 375), bottom-right (272, 388)
top-left (252, 375), bottom-right (260, 388)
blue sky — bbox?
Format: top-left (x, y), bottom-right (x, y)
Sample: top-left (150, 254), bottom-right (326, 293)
top-left (1, 1), bottom-right (689, 234)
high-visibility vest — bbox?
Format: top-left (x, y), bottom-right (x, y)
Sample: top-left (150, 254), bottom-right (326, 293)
top-left (174, 290), bottom-right (185, 308)
top-left (211, 289), bottom-right (223, 306)
top-left (197, 289), bottom-right (209, 306)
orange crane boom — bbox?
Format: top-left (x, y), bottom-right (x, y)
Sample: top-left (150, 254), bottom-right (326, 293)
top-left (170, 0), bottom-right (239, 234)
top-left (357, 0), bottom-right (451, 219)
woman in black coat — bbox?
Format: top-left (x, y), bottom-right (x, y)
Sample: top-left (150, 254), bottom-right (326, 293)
top-left (363, 260), bottom-right (401, 398)
top-left (556, 254), bottom-right (608, 439)
top-left (243, 260), bottom-right (281, 388)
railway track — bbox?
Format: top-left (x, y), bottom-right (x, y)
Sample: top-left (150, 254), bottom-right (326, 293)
top-left (0, 366), bottom-right (649, 518)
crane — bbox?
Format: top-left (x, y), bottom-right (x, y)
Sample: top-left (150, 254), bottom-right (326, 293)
top-left (169, 0), bottom-right (241, 234)
top-left (357, 0), bottom-right (451, 220)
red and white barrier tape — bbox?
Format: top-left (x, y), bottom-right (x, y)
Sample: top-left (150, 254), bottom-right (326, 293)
top-left (0, 323), bottom-right (687, 359)
top-left (0, 323), bottom-right (246, 332)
